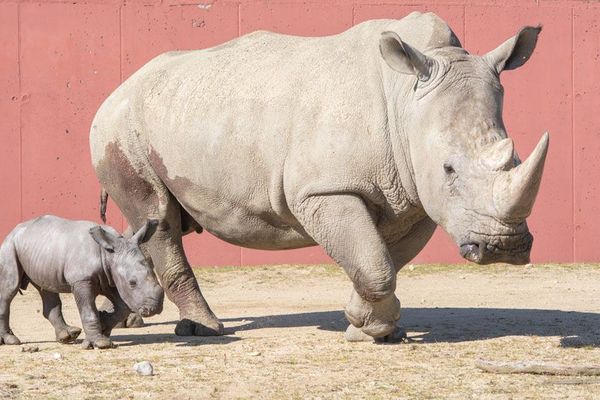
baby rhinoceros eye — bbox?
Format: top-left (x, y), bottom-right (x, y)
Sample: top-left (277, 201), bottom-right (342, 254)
top-left (129, 279), bottom-right (138, 287)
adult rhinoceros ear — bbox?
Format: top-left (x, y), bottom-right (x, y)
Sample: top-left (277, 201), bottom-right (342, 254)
top-left (89, 226), bottom-right (120, 252)
top-left (379, 31), bottom-right (433, 80)
top-left (130, 219), bottom-right (159, 246)
top-left (484, 26), bottom-right (542, 73)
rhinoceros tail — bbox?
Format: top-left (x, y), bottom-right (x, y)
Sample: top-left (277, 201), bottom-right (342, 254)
top-left (100, 188), bottom-right (108, 224)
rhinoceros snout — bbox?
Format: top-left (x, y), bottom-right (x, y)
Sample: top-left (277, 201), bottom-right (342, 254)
top-left (137, 290), bottom-right (164, 317)
top-left (460, 232), bottom-right (533, 265)
top-left (138, 302), bottom-right (162, 317)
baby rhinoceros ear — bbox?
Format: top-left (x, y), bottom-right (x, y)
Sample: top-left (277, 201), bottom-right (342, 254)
top-left (130, 219), bottom-right (159, 246)
top-left (89, 226), bottom-right (122, 252)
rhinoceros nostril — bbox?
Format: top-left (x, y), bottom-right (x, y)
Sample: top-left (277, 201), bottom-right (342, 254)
top-left (460, 243), bottom-right (483, 263)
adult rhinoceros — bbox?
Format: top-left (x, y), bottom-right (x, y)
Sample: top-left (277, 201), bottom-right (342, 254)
top-left (90, 11), bottom-right (548, 341)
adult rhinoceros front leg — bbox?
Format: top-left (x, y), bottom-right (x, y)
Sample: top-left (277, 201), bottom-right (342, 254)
top-left (345, 217), bottom-right (437, 342)
top-left (294, 194), bottom-right (400, 339)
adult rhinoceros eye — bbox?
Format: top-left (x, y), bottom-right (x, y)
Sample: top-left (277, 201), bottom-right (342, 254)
top-left (129, 279), bottom-right (137, 287)
top-left (443, 163), bottom-right (455, 175)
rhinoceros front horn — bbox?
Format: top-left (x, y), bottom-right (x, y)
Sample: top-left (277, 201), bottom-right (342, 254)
top-left (493, 132), bottom-right (549, 220)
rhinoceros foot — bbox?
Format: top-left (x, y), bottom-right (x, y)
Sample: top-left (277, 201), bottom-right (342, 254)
top-left (114, 313), bottom-right (145, 329)
top-left (0, 332), bottom-right (21, 345)
top-left (175, 317), bottom-right (224, 336)
top-left (345, 291), bottom-right (400, 339)
top-left (56, 326), bottom-right (82, 343)
top-left (374, 325), bottom-right (409, 344)
top-left (344, 324), bottom-right (374, 342)
top-left (345, 324), bottom-right (408, 343)
top-left (81, 336), bottom-right (114, 350)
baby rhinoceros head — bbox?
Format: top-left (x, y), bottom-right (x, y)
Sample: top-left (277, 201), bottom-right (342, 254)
top-left (89, 220), bottom-right (164, 317)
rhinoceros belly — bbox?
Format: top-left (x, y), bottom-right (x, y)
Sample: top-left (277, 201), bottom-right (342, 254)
top-left (148, 149), bottom-right (314, 250)
top-left (177, 190), bottom-right (315, 250)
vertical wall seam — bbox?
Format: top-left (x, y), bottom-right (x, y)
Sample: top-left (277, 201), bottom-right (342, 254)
top-left (17, 2), bottom-right (22, 222)
top-left (119, 4), bottom-right (123, 83)
top-left (462, 4), bottom-right (466, 48)
top-left (118, 2), bottom-right (125, 233)
top-left (571, 6), bottom-right (575, 262)
top-left (237, 2), bottom-right (241, 37)
top-left (238, 0), bottom-right (242, 266)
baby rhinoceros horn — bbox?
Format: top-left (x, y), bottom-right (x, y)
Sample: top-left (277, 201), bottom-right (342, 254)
top-left (493, 132), bottom-right (549, 221)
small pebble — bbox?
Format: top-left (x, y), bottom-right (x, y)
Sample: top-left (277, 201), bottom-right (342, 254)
top-left (51, 352), bottom-right (63, 360)
top-left (247, 351), bottom-right (261, 357)
top-left (133, 361), bottom-right (154, 376)
top-left (407, 265), bottom-right (415, 271)
top-left (21, 345), bottom-right (39, 353)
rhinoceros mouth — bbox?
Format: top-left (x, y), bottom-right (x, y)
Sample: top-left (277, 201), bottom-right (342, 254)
top-left (459, 232), bottom-right (533, 265)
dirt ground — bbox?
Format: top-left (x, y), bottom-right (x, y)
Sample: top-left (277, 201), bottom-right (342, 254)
top-left (2, 264), bottom-right (600, 399)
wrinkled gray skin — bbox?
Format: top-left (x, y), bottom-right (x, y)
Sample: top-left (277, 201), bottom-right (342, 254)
top-left (90, 12), bottom-right (549, 341)
top-left (0, 216), bottom-right (164, 349)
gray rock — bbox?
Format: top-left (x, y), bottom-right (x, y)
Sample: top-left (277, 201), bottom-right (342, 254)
top-left (133, 361), bottom-right (154, 376)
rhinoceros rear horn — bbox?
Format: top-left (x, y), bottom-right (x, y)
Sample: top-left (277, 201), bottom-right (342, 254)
top-left (493, 132), bottom-right (549, 220)
top-left (379, 31), bottom-right (432, 80)
top-left (480, 138), bottom-right (515, 171)
top-left (484, 25), bottom-right (542, 73)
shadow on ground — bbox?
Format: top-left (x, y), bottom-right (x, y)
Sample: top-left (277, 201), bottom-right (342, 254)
top-left (104, 308), bottom-right (600, 347)
top-left (221, 308), bottom-right (600, 347)
top-left (110, 332), bottom-right (241, 347)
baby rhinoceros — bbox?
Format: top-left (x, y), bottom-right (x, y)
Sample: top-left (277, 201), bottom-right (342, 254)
top-left (0, 215), bottom-right (164, 349)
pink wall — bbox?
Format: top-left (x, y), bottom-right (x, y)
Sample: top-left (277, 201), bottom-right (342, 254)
top-left (0, 0), bottom-right (597, 266)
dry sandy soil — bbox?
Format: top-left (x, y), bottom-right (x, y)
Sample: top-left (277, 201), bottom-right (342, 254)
top-left (2, 263), bottom-right (600, 399)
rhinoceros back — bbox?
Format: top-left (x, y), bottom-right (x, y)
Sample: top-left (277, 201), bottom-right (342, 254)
top-left (10, 216), bottom-right (104, 293)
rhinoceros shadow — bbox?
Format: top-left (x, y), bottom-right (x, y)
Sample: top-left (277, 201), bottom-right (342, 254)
top-left (220, 307), bottom-right (600, 348)
top-left (109, 331), bottom-right (242, 347)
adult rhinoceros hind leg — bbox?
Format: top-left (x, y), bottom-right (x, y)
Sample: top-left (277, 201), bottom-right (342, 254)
top-left (94, 143), bottom-right (223, 337)
top-left (293, 194), bottom-right (400, 340)
top-left (117, 313), bottom-right (145, 329)
top-left (145, 226), bottom-right (223, 336)
top-left (98, 298), bottom-right (145, 329)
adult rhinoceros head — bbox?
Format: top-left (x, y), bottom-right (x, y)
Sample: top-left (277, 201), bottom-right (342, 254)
top-left (380, 25), bottom-right (548, 265)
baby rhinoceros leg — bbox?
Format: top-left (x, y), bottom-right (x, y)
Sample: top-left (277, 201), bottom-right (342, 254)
top-left (72, 281), bottom-right (114, 350)
top-left (0, 240), bottom-right (22, 346)
top-left (0, 290), bottom-right (20, 345)
top-left (37, 288), bottom-right (81, 343)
